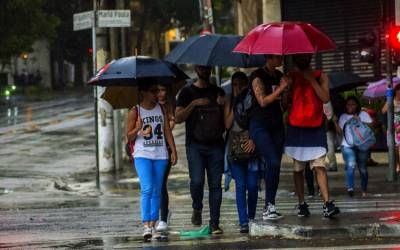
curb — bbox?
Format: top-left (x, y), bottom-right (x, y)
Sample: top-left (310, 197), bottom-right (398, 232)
top-left (250, 218), bottom-right (400, 239)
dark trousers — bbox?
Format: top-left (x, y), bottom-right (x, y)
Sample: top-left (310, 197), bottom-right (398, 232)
top-left (249, 119), bottom-right (284, 206)
top-left (186, 142), bottom-right (224, 225)
top-left (160, 162), bottom-right (171, 222)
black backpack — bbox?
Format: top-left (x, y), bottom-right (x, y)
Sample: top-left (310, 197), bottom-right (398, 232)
top-left (233, 87), bottom-right (254, 130)
top-left (187, 85), bottom-right (225, 143)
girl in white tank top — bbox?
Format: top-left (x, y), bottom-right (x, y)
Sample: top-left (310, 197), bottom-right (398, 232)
top-left (126, 82), bottom-right (177, 240)
top-left (134, 104), bottom-right (169, 160)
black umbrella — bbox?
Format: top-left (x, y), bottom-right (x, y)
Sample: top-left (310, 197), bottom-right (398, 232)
top-left (88, 56), bottom-right (188, 87)
top-left (164, 34), bottom-right (265, 67)
top-left (87, 56), bottom-right (188, 109)
top-left (328, 72), bottom-right (367, 91)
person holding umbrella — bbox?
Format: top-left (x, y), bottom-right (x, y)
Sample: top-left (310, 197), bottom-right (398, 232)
top-left (248, 55), bottom-right (289, 220)
top-left (127, 80), bottom-right (177, 240)
top-left (234, 21), bottom-right (341, 219)
top-left (175, 65), bottom-right (226, 234)
top-left (285, 54), bottom-right (340, 218)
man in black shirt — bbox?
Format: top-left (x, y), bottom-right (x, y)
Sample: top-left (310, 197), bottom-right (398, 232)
top-left (175, 65), bottom-right (225, 234)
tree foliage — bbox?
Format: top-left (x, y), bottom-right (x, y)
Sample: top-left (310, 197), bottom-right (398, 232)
top-left (0, 0), bottom-right (59, 66)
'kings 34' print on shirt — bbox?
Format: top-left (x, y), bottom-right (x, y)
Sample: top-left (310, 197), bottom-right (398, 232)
top-left (142, 115), bottom-right (164, 147)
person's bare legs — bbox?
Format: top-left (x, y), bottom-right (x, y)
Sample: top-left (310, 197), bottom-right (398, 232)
top-left (294, 170), bottom-right (305, 204)
top-left (396, 146), bottom-right (400, 173)
top-left (314, 167), bottom-right (329, 203)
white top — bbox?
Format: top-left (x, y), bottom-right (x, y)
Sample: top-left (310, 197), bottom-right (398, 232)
top-left (133, 104), bottom-right (169, 160)
top-left (338, 111), bottom-right (372, 148)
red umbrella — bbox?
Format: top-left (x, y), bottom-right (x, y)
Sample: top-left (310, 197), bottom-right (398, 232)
top-left (233, 21), bottom-right (336, 55)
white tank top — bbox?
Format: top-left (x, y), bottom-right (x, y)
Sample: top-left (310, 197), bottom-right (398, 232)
top-left (133, 104), bottom-right (169, 160)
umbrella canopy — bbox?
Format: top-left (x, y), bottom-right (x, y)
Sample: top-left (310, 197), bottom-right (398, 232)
top-left (233, 21), bottom-right (336, 55)
top-left (363, 77), bottom-right (400, 100)
top-left (87, 56), bottom-right (188, 109)
top-left (100, 80), bottom-right (186, 110)
top-left (88, 56), bottom-right (188, 86)
top-left (328, 72), bottom-right (367, 91)
top-left (164, 34), bottom-right (265, 67)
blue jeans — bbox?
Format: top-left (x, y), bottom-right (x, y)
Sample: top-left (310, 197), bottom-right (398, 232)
top-left (231, 160), bottom-right (259, 226)
top-left (134, 157), bottom-right (168, 223)
top-left (249, 118), bottom-right (284, 205)
top-left (186, 142), bottom-right (224, 225)
top-left (341, 146), bottom-right (369, 192)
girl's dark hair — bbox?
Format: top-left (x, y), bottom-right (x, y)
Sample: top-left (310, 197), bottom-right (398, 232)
top-left (345, 96), bottom-right (362, 115)
top-left (138, 79), bottom-right (157, 92)
top-left (231, 71), bottom-right (248, 84)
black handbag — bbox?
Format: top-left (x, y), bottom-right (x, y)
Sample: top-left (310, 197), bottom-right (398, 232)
top-left (227, 130), bottom-right (257, 163)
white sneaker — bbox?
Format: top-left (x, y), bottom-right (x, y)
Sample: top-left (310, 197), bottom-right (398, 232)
top-left (143, 226), bottom-right (152, 240)
top-left (262, 203), bottom-right (284, 221)
top-left (156, 221), bottom-right (168, 232)
top-left (151, 227), bottom-right (161, 239)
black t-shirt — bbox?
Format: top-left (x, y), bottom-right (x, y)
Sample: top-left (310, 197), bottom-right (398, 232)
top-left (249, 68), bottom-right (284, 129)
top-left (176, 83), bottom-right (224, 144)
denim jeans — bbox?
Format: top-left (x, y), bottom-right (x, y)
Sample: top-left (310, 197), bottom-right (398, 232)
top-left (134, 157), bottom-right (168, 223)
top-left (249, 118), bottom-right (284, 205)
top-left (230, 160), bottom-right (259, 226)
top-left (341, 146), bottom-right (369, 192)
top-left (326, 130), bottom-right (338, 169)
top-left (186, 142), bottom-right (224, 225)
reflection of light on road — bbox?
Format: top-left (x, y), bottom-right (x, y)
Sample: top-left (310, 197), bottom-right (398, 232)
top-left (7, 106), bottom-right (18, 126)
top-left (25, 107), bottom-right (32, 123)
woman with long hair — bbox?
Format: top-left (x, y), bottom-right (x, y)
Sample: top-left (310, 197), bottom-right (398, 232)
top-left (224, 71), bottom-right (259, 233)
top-left (335, 96), bottom-right (372, 197)
top-left (156, 83), bottom-right (175, 232)
top-left (127, 81), bottom-right (177, 240)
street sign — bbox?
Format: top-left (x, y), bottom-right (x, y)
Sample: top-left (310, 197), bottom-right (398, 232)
top-left (73, 11), bottom-right (94, 31)
top-left (97, 10), bottom-right (131, 28)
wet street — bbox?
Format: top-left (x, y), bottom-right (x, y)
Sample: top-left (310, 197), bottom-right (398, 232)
top-left (2, 93), bottom-right (400, 249)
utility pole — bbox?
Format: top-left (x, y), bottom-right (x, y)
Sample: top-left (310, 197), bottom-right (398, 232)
top-left (387, 0), bottom-right (397, 181)
top-left (92, 0), bottom-right (100, 188)
top-left (262, 0), bottom-right (281, 23)
top-left (200, 0), bottom-right (221, 85)
top-left (96, 0), bottom-right (115, 176)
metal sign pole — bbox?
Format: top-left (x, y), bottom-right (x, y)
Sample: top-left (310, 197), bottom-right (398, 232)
top-left (386, 19), bottom-right (396, 182)
top-left (92, 0), bottom-right (100, 189)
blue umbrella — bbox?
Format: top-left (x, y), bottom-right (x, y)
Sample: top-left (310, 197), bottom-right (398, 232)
top-left (164, 34), bottom-right (266, 67)
top-left (88, 56), bottom-right (188, 87)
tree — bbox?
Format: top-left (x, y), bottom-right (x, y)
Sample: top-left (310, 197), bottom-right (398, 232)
top-left (0, 0), bottom-right (59, 68)
top-left (44, 0), bottom-right (92, 88)
top-left (132, 0), bottom-right (200, 56)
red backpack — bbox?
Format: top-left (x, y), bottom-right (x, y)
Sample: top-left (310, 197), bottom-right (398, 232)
top-left (288, 70), bottom-right (324, 128)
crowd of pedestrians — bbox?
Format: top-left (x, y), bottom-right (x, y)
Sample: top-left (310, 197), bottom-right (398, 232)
top-left (126, 54), bottom-right (386, 240)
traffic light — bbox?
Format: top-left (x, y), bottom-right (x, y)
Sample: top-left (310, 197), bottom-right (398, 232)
top-left (88, 48), bottom-right (93, 56)
top-left (388, 26), bottom-right (400, 65)
top-left (358, 31), bottom-right (379, 63)
top-left (389, 26), bottom-right (400, 50)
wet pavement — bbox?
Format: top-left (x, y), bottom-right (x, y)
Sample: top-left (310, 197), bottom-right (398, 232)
top-left (1, 92), bottom-right (400, 249)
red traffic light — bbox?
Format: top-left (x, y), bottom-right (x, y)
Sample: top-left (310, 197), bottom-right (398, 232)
top-left (88, 48), bottom-right (93, 55)
top-left (389, 26), bottom-right (400, 50)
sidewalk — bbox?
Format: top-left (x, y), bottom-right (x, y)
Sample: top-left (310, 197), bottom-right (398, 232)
top-left (250, 154), bottom-right (400, 239)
